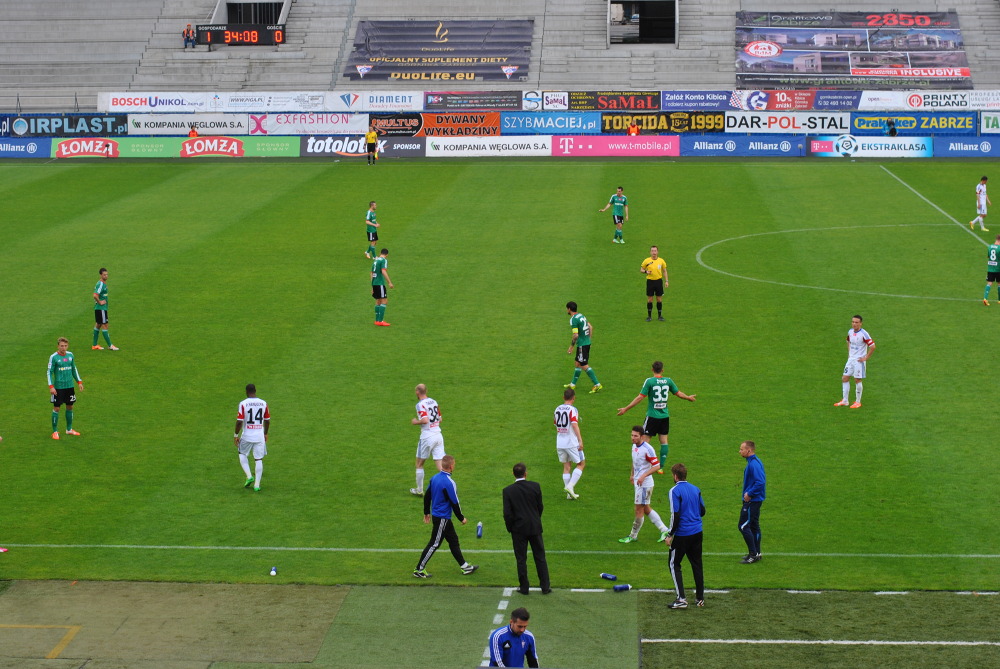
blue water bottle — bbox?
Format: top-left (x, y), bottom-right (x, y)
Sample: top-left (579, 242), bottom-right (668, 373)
top-left (600, 573), bottom-right (617, 581)
top-left (476, 521), bottom-right (483, 538)
top-left (613, 584), bottom-right (632, 592)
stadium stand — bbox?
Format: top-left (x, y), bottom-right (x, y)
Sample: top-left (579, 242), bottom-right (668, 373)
top-left (1, 0), bottom-right (999, 112)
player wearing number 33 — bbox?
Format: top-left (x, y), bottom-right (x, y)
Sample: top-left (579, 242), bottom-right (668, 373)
top-left (617, 361), bottom-right (696, 471)
top-left (235, 383), bottom-right (270, 492)
top-left (410, 384), bottom-right (445, 496)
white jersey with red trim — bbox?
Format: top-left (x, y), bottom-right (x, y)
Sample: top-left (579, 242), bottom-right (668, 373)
top-left (846, 328), bottom-right (874, 361)
top-left (977, 182), bottom-right (988, 206)
top-left (237, 397), bottom-right (270, 443)
top-left (632, 441), bottom-right (660, 486)
top-left (554, 403), bottom-right (580, 449)
top-left (416, 397), bottom-right (442, 434)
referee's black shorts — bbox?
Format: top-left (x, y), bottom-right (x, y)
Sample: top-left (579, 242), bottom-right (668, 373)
top-left (646, 279), bottom-right (664, 297)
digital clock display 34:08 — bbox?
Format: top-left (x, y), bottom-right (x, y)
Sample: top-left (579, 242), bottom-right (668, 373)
top-left (196, 25), bottom-right (285, 46)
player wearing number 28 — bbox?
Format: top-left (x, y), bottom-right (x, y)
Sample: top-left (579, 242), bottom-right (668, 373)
top-left (617, 361), bottom-right (696, 468)
top-left (410, 384), bottom-right (445, 496)
top-left (235, 384), bottom-right (270, 491)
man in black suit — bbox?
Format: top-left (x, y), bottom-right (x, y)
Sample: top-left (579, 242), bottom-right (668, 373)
top-left (503, 463), bottom-right (551, 595)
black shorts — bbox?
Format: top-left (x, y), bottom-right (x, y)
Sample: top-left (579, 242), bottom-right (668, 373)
top-left (367, 142), bottom-right (377, 153)
top-left (613, 215), bottom-right (624, 225)
top-left (50, 387), bottom-right (77, 407)
top-left (95, 310), bottom-right (109, 325)
top-left (367, 231), bottom-right (378, 242)
top-left (575, 345), bottom-right (590, 365)
top-left (372, 284), bottom-right (387, 300)
top-left (988, 271), bottom-right (1000, 282)
top-left (646, 279), bottom-right (664, 297)
top-left (643, 415), bottom-right (669, 437)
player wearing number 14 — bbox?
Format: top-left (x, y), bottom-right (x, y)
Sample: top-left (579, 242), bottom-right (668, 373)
top-left (235, 384), bottom-right (270, 491)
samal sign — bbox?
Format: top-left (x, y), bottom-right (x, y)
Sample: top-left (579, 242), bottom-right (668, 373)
top-left (345, 20), bottom-right (532, 82)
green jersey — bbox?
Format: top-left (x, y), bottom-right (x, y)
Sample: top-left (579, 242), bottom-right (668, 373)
top-left (371, 256), bottom-right (388, 286)
top-left (570, 313), bottom-right (591, 346)
top-left (609, 194), bottom-right (627, 217)
top-left (47, 351), bottom-right (81, 389)
top-left (94, 280), bottom-right (108, 311)
top-left (641, 376), bottom-right (679, 419)
top-left (366, 209), bottom-right (378, 234)
top-left (988, 244), bottom-right (1000, 272)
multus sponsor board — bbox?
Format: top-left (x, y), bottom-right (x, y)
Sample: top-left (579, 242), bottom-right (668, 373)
top-left (1, 114), bottom-right (128, 137)
top-left (850, 112), bottom-right (976, 135)
top-left (807, 134), bottom-right (933, 158)
top-left (300, 136), bottom-right (426, 158)
top-left (602, 112), bottom-right (725, 134)
top-left (681, 134), bottom-right (804, 156)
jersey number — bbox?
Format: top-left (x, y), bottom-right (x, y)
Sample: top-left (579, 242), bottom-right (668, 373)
top-left (426, 405), bottom-right (440, 424)
top-left (245, 407), bottom-right (265, 425)
top-left (650, 385), bottom-right (671, 403)
top-left (554, 409), bottom-right (571, 428)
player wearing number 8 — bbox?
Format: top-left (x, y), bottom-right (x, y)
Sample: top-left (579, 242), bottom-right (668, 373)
top-left (984, 235), bottom-right (1000, 305)
top-left (235, 384), bottom-right (270, 491)
top-left (617, 361), bottom-right (696, 471)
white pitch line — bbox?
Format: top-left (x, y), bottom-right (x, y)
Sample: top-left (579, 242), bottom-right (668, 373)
top-left (5, 544), bottom-right (998, 559)
top-left (695, 224), bottom-right (974, 302)
top-left (875, 591), bottom-right (909, 595)
top-left (956, 591), bottom-right (999, 596)
top-left (787, 590), bottom-right (822, 594)
top-left (643, 638), bottom-right (1000, 647)
top-left (879, 165), bottom-right (989, 247)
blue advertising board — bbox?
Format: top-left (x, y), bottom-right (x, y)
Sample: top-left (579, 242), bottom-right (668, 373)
top-left (660, 91), bottom-right (732, 111)
top-left (933, 137), bottom-right (1000, 157)
top-left (808, 135), bottom-right (933, 158)
top-left (0, 114), bottom-right (130, 137)
top-left (680, 134), bottom-right (804, 157)
top-left (850, 112), bottom-right (976, 136)
top-left (501, 112), bottom-right (600, 134)
top-left (0, 137), bottom-right (52, 158)
top-left (812, 91), bottom-right (862, 111)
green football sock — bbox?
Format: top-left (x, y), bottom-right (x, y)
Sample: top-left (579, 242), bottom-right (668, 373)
top-left (93, 328), bottom-right (100, 346)
top-left (660, 443), bottom-right (669, 461)
top-left (572, 368), bottom-right (582, 384)
top-left (52, 411), bottom-right (59, 431)
top-left (66, 410), bottom-right (74, 431)
top-left (376, 305), bottom-right (386, 321)
top-left (986, 285), bottom-right (992, 300)
top-left (368, 244), bottom-right (375, 256)
top-left (586, 368), bottom-right (599, 384)
top-left (102, 329), bottom-right (112, 346)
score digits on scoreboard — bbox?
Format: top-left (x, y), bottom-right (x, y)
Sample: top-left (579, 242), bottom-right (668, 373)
top-left (196, 24), bottom-right (285, 46)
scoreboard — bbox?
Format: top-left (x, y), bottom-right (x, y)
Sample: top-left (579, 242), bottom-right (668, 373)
top-left (196, 24), bottom-right (285, 46)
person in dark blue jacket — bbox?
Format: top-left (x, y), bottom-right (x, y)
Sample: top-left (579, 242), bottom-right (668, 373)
top-left (413, 454), bottom-right (479, 578)
top-left (488, 607), bottom-right (539, 667)
top-left (738, 440), bottom-right (766, 564)
top-left (663, 463), bottom-right (706, 609)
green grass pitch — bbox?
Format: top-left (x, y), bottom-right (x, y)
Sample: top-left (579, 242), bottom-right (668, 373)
top-left (1, 157), bottom-right (998, 667)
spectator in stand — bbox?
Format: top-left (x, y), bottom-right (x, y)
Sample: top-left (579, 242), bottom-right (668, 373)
top-left (627, 120), bottom-right (640, 136)
top-left (188, 125), bottom-right (199, 138)
top-left (183, 24), bottom-right (196, 49)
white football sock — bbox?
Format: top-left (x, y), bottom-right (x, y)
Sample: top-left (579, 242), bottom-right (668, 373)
top-left (416, 468), bottom-right (425, 490)
top-left (562, 473), bottom-right (571, 487)
top-left (855, 382), bottom-right (863, 403)
top-left (239, 454), bottom-right (252, 478)
top-left (569, 468), bottom-right (583, 488)
top-left (254, 460), bottom-right (263, 487)
top-left (842, 381), bottom-right (850, 402)
top-left (647, 509), bottom-right (667, 532)
top-left (631, 517), bottom-right (644, 539)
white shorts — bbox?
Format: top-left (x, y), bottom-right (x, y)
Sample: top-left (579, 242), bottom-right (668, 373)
top-left (557, 447), bottom-right (585, 464)
top-left (978, 202), bottom-right (988, 216)
top-left (634, 484), bottom-right (654, 506)
top-left (238, 438), bottom-right (267, 459)
top-left (843, 359), bottom-right (866, 379)
top-left (416, 432), bottom-right (445, 461)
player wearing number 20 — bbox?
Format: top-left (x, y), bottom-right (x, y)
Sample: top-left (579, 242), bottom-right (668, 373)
top-left (554, 388), bottom-right (584, 500)
top-left (411, 384), bottom-right (444, 496)
top-left (235, 383), bottom-right (270, 492)
top-left (617, 361), bottom-right (696, 469)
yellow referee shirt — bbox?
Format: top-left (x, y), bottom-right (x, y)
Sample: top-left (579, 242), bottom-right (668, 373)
top-left (642, 257), bottom-right (667, 281)
top-left (365, 130), bottom-right (378, 144)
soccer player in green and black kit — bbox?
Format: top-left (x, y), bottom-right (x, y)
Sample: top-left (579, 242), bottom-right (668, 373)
top-left (599, 186), bottom-right (629, 244)
top-left (92, 267), bottom-right (119, 350)
top-left (617, 361), bottom-right (696, 472)
top-left (564, 302), bottom-right (602, 393)
top-left (47, 337), bottom-right (84, 439)
top-left (365, 201), bottom-right (380, 259)
top-left (372, 248), bottom-right (394, 326)
top-left (984, 235), bottom-right (1000, 305)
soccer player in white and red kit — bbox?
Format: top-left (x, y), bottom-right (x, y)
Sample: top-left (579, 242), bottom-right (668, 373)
top-left (235, 383), bottom-right (270, 491)
top-left (411, 384), bottom-right (445, 496)
top-left (970, 176), bottom-right (991, 231)
top-left (835, 315), bottom-right (875, 409)
top-left (554, 387), bottom-right (585, 500)
top-left (619, 427), bottom-right (670, 543)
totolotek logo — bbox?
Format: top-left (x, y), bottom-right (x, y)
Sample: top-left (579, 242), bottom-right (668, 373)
top-left (304, 136), bottom-right (385, 156)
top-left (180, 137), bottom-right (244, 157)
top-left (55, 138), bottom-right (119, 158)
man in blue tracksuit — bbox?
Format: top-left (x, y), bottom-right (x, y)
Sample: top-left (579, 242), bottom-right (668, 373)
top-left (413, 454), bottom-right (479, 578)
top-left (663, 462), bottom-right (706, 609)
top-left (738, 440), bottom-right (766, 564)
top-left (488, 607), bottom-right (539, 667)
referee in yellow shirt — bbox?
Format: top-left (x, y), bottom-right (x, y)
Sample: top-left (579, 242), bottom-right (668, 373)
top-left (365, 123), bottom-right (378, 165)
top-left (640, 245), bottom-right (668, 321)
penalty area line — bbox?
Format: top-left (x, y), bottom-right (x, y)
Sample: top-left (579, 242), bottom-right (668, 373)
top-left (642, 638), bottom-right (1000, 647)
